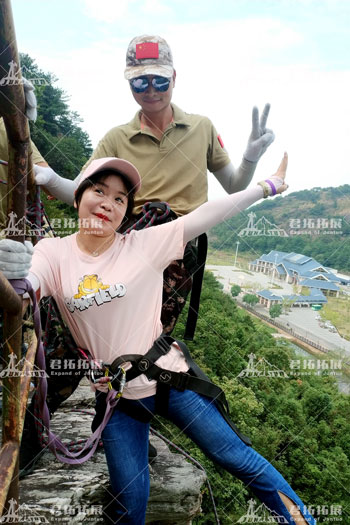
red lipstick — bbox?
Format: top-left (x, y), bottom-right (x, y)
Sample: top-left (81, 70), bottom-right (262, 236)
top-left (95, 213), bottom-right (110, 222)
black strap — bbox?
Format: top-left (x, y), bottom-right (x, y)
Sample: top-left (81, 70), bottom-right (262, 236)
top-left (110, 336), bottom-right (225, 405)
top-left (106, 335), bottom-right (251, 446)
top-left (184, 233), bottom-right (208, 341)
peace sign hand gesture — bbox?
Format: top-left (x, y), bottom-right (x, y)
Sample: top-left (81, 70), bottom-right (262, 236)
top-left (244, 103), bottom-right (275, 163)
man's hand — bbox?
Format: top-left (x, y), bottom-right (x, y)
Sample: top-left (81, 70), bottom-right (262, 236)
top-left (0, 239), bottom-right (33, 279)
top-left (244, 104), bottom-right (275, 163)
top-left (22, 78), bottom-right (37, 122)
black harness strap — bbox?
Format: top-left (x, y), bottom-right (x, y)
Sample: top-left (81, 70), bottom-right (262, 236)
top-left (108, 336), bottom-right (252, 446)
top-left (184, 233), bottom-right (208, 341)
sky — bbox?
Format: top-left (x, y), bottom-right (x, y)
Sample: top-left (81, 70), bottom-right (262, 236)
top-left (7, 0), bottom-right (350, 200)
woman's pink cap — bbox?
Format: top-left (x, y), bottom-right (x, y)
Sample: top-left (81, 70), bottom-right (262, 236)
top-left (77, 157), bottom-right (141, 193)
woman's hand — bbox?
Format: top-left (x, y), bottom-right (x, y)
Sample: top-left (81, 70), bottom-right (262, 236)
top-left (269, 152), bottom-right (289, 195)
top-left (0, 239), bottom-right (33, 279)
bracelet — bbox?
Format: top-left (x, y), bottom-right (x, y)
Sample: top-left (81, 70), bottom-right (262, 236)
top-left (257, 181), bottom-right (270, 198)
top-left (265, 179), bottom-right (277, 196)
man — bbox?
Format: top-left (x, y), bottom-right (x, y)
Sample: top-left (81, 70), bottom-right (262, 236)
top-left (36, 35), bottom-right (274, 210)
top-left (35, 35), bottom-right (275, 330)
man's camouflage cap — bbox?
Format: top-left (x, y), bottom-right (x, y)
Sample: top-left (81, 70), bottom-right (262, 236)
top-left (124, 35), bottom-right (174, 80)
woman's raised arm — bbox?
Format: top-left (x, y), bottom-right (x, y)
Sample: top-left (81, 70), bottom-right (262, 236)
top-left (183, 153), bottom-right (288, 244)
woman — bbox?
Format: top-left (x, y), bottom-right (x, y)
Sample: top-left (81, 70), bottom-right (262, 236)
top-left (0, 155), bottom-right (316, 525)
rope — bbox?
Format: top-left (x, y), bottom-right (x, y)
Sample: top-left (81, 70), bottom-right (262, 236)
top-left (25, 186), bottom-right (48, 240)
top-left (10, 278), bottom-right (120, 464)
top-left (124, 202), bottom-right (172, 234)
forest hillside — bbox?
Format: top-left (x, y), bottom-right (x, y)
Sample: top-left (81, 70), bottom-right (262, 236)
top-left (209, 185), bottom-right (350, 272)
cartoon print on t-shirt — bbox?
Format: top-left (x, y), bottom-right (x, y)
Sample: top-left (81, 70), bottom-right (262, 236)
top-left (74, 274), bottom-right (109, 299)
top-left (65, 274), bottom-right (126, 313)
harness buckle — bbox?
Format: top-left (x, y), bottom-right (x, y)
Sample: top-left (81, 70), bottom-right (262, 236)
top-left (173, 372), bottom-right (190, 391)
top-left (155, 337), bottom-right (171, 356)
top-left (108, 367), bottom-right (126, 398)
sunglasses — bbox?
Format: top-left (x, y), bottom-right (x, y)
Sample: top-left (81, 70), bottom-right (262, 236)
top-left (130, 76), bottom-right (171, 93)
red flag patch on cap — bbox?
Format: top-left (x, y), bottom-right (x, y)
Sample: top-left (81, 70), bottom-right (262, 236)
top-left (136, 42), bottom-right (159, 59)
top-left (217, 135), bottom-right (224, 148)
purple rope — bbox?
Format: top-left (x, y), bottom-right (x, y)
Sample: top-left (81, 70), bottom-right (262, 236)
top-left (10, 278), bottom-right (120, 464)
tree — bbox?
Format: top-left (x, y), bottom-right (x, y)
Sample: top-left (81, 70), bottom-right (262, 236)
top-left (230, 284), bottom-right (241, 297)
top-left (281, 297), bottom-right (295, 313)
top-left (20, 53), bottom-right (92, 179)
top-left (242, 293), bottom-right (259, 306)
top-left (18, 53), bottom-right (93, 235)
top-left (269, 304), bottom-right (282, 318)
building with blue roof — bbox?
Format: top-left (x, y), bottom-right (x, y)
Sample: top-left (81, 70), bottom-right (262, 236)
top-left (249, 250), bottom-right (344, 296)
top-left (257, 288), bottom-right (328, 309)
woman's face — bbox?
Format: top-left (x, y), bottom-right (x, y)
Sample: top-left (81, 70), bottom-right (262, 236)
top-left (76, 174), bottom-right (128, 236)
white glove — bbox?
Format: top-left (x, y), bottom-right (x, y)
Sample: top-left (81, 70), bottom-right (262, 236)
top-left (34, 165), bottom-right (59, 186)
top-left (22, 78), bottom-right (37, 122)
top-left (34, 165), bottom-right (77, 205)
top-left (0, 239), bottom-right (33, 279)
top-left (244, 104), bottom-right (275, 163)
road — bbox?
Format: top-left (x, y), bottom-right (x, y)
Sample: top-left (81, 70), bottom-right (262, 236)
top-left (206, 264), bottom-right (350, 358)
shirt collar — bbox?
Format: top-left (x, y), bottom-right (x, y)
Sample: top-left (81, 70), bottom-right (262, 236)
top-left (125, 103), bottom-right (190, 139)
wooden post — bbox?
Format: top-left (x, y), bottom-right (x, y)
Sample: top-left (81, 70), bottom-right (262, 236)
top-left (0, 0), bottom-right (33, 520)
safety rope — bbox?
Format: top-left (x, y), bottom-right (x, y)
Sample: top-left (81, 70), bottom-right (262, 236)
top-left (11, 278), bottom-right (120, 464)
top-left (124, 201), bottom-right (172, 234)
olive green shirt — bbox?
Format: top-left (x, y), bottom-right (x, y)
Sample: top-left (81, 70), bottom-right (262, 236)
top-left (0, 118), bottom-right (45, 229)
top-left (84, 104), bottom-right (231, 216)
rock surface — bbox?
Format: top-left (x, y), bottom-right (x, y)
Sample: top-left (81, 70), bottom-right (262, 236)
top-left (16, 380), bottom-right (207, 524)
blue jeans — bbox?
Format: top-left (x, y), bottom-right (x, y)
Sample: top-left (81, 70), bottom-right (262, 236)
top-left (102, 388), bottom-right (316, 524)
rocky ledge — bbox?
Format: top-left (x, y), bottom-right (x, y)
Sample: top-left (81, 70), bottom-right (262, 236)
top-left (17, 380), bottom-right (207, 524)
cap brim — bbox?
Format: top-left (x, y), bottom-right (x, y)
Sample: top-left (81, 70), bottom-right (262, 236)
top-left (78, 157), bottom-right (141, 193)
top-left (124, 64), bottom-right (174, 80)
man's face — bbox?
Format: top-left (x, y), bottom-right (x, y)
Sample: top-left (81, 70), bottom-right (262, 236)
top-left (130, 72), bottom-right (176, 115)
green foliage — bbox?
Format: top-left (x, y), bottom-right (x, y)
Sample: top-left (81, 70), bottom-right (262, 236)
top-left (242, 293), bottom-right (259, 306)
top-left (21, 53), bottom-right (92, 177)
top-left (209, 185), bottom-right (350, 272)
top-left (166, 272), bottom-right (350, 523)
top-left (269, 304), bottom-right (282, 318)
top-left (20, 53), bottom-right (92, 231)
top-left (230, 284), bottom-right (241, 297)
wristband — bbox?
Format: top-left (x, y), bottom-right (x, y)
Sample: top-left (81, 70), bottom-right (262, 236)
top-left (265, 179), bottom-right (277, 196)
top-left (257, 181), bottom-right (270, 198)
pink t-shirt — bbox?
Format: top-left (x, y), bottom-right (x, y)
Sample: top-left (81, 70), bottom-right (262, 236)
top-left (30, 219), bottom-right (188, 399)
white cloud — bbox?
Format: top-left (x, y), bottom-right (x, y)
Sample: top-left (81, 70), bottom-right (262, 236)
top-left (82, 0), bottom-right (132, 23)
top-left (141, 0), bottom-right (172, 15)
top-left (81, 0), bottom-right (172, 23)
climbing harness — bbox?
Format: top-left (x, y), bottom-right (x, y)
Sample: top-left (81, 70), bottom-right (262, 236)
top-left (119, 336), bottom-right (250, 445)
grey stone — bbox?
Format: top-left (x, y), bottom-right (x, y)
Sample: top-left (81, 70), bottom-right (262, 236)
top-left (17, 380), bottom-right (206, 524)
